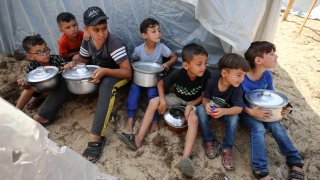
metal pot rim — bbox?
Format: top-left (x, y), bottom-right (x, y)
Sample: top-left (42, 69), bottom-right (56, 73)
top-left (132, 62), bottom-right (163, 74)
top-left (164, 106), bottom-right (187, 128)
top-left (245, 89), bottom-right (288, 108)
top-left (62, 64), bottom-right (100, 80)
top-left (26, 66), bottom-right (59, 83)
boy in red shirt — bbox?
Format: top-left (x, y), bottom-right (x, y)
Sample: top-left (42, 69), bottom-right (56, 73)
top-left (57, 12), bottom-right (84, 61)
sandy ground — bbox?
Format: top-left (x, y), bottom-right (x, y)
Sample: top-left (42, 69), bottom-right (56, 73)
top-left (1, 13), bottom-right (320, 179)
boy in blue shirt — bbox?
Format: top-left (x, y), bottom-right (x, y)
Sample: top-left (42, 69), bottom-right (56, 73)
top-left (196, 53), bottom-right (250, 171)
top-left (240, 41), bottom-right (304, 180)
top-left (125, 18), bottom-right (177, 132)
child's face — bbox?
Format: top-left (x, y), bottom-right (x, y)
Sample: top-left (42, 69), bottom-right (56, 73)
top-left (221, 68), bottom-right (246, 87)
top-left (142, 24), bottom-right (161, 43)
top-left (259, 50), bottom-right (278, 68)
top-left (26, 44), bottom-right (50, 65)
top-left (59, 20), bottom-right (79, 39)
top-left (85, 23), bottom-right (108, 49)
top-left (183, 54), bottom-right (208, 79)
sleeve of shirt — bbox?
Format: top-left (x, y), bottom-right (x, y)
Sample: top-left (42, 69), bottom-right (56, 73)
top-left (58, 37), bottom-right (69, 58)
top-left (203, 78), bottom-right (214, 99)
top-left (230, 87), bottom-right (246, 107)
top-left (79, 39), bottom-right (91, 58)
top-left (266, 71), bottom-right (274, 90)
top-left (161, 44), bottom-right (172, 58)
top-left (109, 38), bottom-right (128, 64)
top-left (163, 69), bottom-right (179, 91)
top-left (131, 47), bottom-right (140, 63)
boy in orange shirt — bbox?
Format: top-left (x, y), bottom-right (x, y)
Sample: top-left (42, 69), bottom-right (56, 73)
top-left (56, 12), bottom-right (84, 61)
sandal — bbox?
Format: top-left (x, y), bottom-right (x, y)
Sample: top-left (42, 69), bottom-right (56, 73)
top-left (117, 132), bottom-right (137, 150)
top-left (82, 136), bottom-right (107, 163)
top-left (288, 164), bottom-right (304, 180)
top-left (221, 149), bottom-right (235, 170)
top-left (253, 170), bottom-right (272, 180)
top-left (180, 157), bottom-right (195, 177)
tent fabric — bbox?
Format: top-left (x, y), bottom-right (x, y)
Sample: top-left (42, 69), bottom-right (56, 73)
top-left (0, 98), bottom-right (116, 180)
top-left (281, 0), bottom-right (320, 20)
top-left (0, 0), bottom-right (280, 66)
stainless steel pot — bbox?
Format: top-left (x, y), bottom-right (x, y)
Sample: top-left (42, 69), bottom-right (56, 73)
top-left (25, 66), bottom-right (59, 92)
top-left (245, 89), bottom-right (289, 122)
top-left (132, 62), bottom-right (163, 87)
top-left (164, 106), bottom-right (188, 132)
top-left (62, 63), bottom-right (100, 94)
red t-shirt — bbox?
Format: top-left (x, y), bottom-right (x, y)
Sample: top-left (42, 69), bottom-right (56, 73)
top-left (58, 30), bottom-right (84, 58)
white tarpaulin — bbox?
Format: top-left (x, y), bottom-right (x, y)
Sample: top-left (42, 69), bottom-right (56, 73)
top-left (0, 0), bottom-right (281, 66)
top-left (0, 98), bottom-right (117, 180)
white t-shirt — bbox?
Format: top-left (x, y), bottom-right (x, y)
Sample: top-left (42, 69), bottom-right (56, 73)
top-left (131, 42), bottom-right (171, 64)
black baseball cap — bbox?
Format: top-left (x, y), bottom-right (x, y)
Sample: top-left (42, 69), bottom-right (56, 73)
top-left (83, 6), bottom-right (109, 26)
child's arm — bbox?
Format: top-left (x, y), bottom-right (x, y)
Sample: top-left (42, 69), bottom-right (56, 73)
top-left (162, 52), bottom-right (177, 71)
top-left (210, 106), bottom-right (243, 119)
top-left (243, 106), bottom-right (271, 120)
top-left (90, 59), bottom-right (132, 84)
top-left (157, 80), bottom-right (167, 115)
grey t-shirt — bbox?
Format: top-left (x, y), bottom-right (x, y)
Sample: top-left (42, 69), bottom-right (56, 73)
top-left (131, 42), bottom-right (171, 64)
top-left (79, 33), bottom-right (128, 68)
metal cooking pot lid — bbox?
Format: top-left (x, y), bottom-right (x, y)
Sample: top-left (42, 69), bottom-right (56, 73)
top-left (133, 62), bottom-right (163, 74)
top-left (245, 89), bottom-right (288, 108)
top-left (26, 66), bottom-right (58, 83)
top-left (62, 63), bottom-right (100, 80)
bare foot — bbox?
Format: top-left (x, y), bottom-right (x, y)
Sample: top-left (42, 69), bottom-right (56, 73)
top-left (150, 120), bottom-right (159, 133)
top-left (124, 118), bottom-right (134, 132)
top-left (33, 114), bottom-right (49, 124)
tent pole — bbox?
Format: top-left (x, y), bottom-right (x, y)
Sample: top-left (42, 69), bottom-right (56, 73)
top-left (282, 0), bottom-right (295, 21)
top-left (298, 0), bottom-right (318, 34)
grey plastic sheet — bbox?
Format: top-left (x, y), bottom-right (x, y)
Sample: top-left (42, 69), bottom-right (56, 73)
top-left (0, 0), bottom-right (280, 66)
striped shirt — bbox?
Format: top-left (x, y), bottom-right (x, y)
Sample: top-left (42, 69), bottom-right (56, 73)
top-left (79, 33), bottom-right (128, 68)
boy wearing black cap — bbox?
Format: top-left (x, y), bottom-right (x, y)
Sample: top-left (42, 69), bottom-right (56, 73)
top-left (64, 6), bottom-right (132, 163)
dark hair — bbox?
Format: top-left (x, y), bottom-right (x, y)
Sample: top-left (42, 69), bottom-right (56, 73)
top-left (182, 43), bottom-right (208, 63)
top-left (244, 41), bottom-right (276, 68)
top-left (140, 18), bottom-right (159, 34)
top-left (218, 53), bottom-right (250, 72)
top-left (22, 34), bottom-right (46, 52)
top-left (56, 12), bottom-right (76, 26)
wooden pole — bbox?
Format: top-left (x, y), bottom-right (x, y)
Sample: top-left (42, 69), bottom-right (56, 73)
top-left (283, 0), bottom-right (295, 21)
top-left (298, 0), bottom-right (318, 34)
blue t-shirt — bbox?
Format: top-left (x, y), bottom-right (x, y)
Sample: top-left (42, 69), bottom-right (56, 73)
top-left (241, 70), bottom-right (274, 95)
top-left (131, 42), bottom-right (171, 64)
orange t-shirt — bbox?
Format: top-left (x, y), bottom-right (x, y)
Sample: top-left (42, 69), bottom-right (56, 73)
top-left (58, 30), bottom-right (84, 58)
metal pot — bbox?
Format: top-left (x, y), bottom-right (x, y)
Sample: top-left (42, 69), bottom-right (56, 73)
top-left (245, 89), bottom-right (289, 122)
top-left (62, 63), bottom-right (100, 94)
top-left (132, 62), bottom-right (163, 87)
top-left (164, 106), bottom-right (188, 132)
top-left (25, 66), bottom-right (59, 92)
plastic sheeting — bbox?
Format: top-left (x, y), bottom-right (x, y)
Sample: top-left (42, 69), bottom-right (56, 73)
top-left (0, 98), bottom-right (116, 180)
top-left (0, 0), bottom-right (280, 66)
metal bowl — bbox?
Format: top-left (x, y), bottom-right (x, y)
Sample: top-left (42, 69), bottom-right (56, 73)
top-left (25, 66), bottom-right (59, 92)
top-left (62, 63), bottom-right (100, 94)
top-left (163, 106), bottom-right (188, 132)
top-left (245, 89), bottom-right (289, 122)
top-left (132, 62), bottom-right (163, 87)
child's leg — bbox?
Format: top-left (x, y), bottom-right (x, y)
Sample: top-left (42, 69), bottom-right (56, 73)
top-left (183, 109), bottom-right (198, 158)
top-left (264, 121), bottom-right (302, 165)
top-left (147, 87), bottom-right (159, 132)
top-left (135, 97), bottom-right (160, 147)
top-left (196, 104), bottom-right (215, 142)
top-left (16, 88), bottom-right (34, 110)
top-left (220, 115), bottom-right (239, 150)
top-left (239, 114), bottom-right (269, 174)
top-left (125, 83), bottom-right (142, 132)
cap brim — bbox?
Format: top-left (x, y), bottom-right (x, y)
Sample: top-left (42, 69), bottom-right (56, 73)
top-left (88, 16), bottom-right (109, 26)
